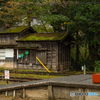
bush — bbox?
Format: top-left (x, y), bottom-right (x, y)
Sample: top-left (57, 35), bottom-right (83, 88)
top-left (69, 66), bottom-right (74, 71)
top-left (94, 60), bottom-right (100, 72)
top-left (0, 67), bottom-right (5, 71)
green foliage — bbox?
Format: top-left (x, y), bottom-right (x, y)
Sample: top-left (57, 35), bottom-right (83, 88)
top-left (94, 60), bottom-right (100, 72)
top-left (32, 24), bottom-right (54, 33)
top-left (0, 0), bottom-right (9, 6)
top-left (85, 58), bottom-right (91, 71)
top-left (0, 67), bottom-right (5, 71)
top-left (41, 14), bottom-right (69, 32)
top-left (0, 0), bottom-right (39, 27)
top-left (71, 43), bottom-right (89, 70)
top-left (49, 65), bottom-right (52, 71)
top-left (69, 66), bottom-right (74, 71)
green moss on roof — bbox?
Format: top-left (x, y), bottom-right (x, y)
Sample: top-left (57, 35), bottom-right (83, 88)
top-left (18, 32), bottom-right (68, 41)
top-left (0, 26), bottom-right (28, 33)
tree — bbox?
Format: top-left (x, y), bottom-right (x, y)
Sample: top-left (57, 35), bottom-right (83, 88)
top-left (73, 3), bottom-right (100, 70)
top-left (0, 0), bottom-right (39, 28)
top-left (0, 0), bottom-right (9, 27)
top-left (39, 0), bottom-right (100, 70)
top-left (0, 0), bottom-right (9, 6)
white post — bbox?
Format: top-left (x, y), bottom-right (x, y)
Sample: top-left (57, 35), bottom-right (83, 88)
top-left (83, 65), bottom-right (86, 74)
top-left (5, 91), bottom-right (8, 96)
top-left (17, 49), bottom-right (18, 59)
top-left (13, 90), bottom-right (16, 97)
top-left (23, 88), bottom-right (26, 98)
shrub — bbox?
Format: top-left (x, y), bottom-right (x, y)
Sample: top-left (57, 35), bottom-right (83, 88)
top-left (94, 60), bottom-right (100, 72)
top-left (69, 66), bottom-right (74, 71)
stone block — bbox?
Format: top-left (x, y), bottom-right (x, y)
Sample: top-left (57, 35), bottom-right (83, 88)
top-left (8, 90), bottom-right (13, 96)
top-left (25, 86), bottom-right (48, 99)
top-left (53, 86), bottom-right (67, 99)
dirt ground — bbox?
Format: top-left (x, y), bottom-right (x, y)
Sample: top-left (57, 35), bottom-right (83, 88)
top-left (0, 63), bottom-right (13, 69)
top-left (0, 80), bottom-right (18, 85)
top-left (0, 96), bottom-right (43, 100)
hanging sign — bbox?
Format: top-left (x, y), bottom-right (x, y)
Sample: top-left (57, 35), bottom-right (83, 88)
top-left (82, 66), bottom-right (83, 70)
top-left (25, 50), bottom-right (29, 56)
top-left (21, 53), bottom-right (24, 59)
top-left (18, 55), bottom-right (21, 58)
top-left (5, 70), bottom-right (10, 79)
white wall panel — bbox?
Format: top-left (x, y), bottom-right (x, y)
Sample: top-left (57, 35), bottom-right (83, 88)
top-left (5, 49), bottom-right (14, 57)
top-left (0, 57), bottom-right (5, 59)
top-left (0, 49), bottom-right (5, 60)
top-left (0, 52), bottom-right (5, 56)
top-left (0, 49), bottom-right (5, 52)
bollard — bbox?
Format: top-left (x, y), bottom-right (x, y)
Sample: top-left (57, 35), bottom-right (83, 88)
top-left (83, 65), bottom-right (86, 74)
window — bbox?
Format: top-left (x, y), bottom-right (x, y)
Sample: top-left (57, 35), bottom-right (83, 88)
top-left (36, 51), bottom-right (46, 64)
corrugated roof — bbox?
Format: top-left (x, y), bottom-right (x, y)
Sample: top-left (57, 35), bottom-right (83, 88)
top-left (17, 32), bottom-right (68, 41)
top-left (0, 26), bottom-right (28, 33)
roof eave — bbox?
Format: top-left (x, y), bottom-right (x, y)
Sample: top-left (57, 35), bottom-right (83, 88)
top-left (0, 32), bottom-right (19, 34)
top-left (19, 26), bottom-right (37, 35)
top-left (60, 34), bottom-right (75, 43)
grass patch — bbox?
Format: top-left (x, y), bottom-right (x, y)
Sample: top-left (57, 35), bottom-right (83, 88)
top-left (0, 68), bottom-right (96, 80)
top-left (9, 73), bottom-right (62, 79)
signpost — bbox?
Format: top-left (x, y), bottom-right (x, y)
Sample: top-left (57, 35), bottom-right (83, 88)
top-left (82, 65), bottom-right (86, 74)
top-left (5, 70), bottom-right (10, 84)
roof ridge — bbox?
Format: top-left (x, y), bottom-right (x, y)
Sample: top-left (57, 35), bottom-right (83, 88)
top-left (33, 31), bottom-right (68, 34)
top-left (0, 26), bottom-right (30, 33)
top-left (17, 32), bottom-right (69, 41)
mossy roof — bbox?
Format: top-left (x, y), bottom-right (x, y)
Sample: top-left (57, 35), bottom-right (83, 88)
top-left (0, 26), bottom-right (28, 33)
top-left (17, 32), bottom-right (68, 41)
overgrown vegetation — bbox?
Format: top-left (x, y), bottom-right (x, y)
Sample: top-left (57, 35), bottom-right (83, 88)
top-left (94, 60), bottom-right (100, 72)
top-left (18, 32), bottom-right (68, 41)
top-left (0, 26), bottom-right (28, 33)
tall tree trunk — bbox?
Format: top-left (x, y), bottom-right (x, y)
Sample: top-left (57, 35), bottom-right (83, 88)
top-left (89, 44), bottom-right (94, 71)
top-left (76, 31), bottom-right (80, 70)
top-left (76, 44), bottom-right (79, 65)
top-left (28, 21), bottom-right (31, 26)
top-left (85, 42), bottom-right (87, 58)
top-left (89, 42), bottom-right (98, 71)
top-left (94, 43), bottom-right (98, 61)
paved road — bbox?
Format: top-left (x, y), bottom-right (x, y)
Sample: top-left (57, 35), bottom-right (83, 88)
top-left (0, 74), bottom-right (96, 89)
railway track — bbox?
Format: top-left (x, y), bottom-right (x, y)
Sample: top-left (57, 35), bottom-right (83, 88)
top-left (0, 76), bottom-right (42, 82)
top-left (0, 70), bottom-right (76, 76)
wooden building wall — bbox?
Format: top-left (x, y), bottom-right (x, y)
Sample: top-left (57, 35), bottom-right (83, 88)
top-left (15, 41), bottom-right (58, 71)
top-left (58, 42), bottom-right (71, 71)
top-left (0, 28), bottom-right (34, 46)
top-left (0, 29), bottom-right (35, 69)
top-left (0, 34), bottom-right (18, 69)
top-left (0, 34), bottom-right (18, 45)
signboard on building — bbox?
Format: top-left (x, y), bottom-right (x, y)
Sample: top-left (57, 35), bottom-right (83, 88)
top-left (5, 70), bottom-right (10, 79)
